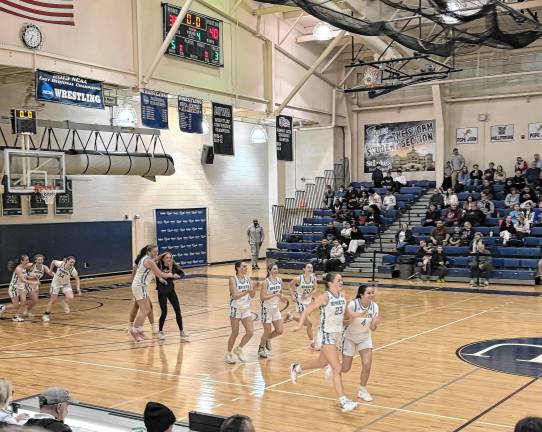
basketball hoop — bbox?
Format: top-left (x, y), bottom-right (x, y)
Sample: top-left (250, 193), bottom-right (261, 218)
top-left (34, 184), bottom-right (58, 205)
top-left (363, 66), bottom-right (382, 88)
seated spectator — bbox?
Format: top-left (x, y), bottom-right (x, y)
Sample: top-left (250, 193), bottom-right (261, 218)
top-left (431, 244), bottom-right (449, 283)
top-left (356, 210), bottom-right (368, 226)
top-left (461, 221), bottom-right (475, 245)
top-left (331, 199), bottom-right (342, 217)
top-left (26, 387), bottom-right (77, 432)
top-left (481, 179), bottom-right (494, 198)
top-left (469, 243), bottom-right (492, 288)
top-left (429, 189), bottom-right (445, 209)
top-left (336, 208), bottom-right (353, 223)
top-left (382, 170), bottom-right (395, 191)
top-left (514, 416), bottom-right (542, 432)
top-left (511, 169), bottom-right (527, 190)
top-left (525, 161), bottom-right (541, 186)
top-left (144, 401), bottom-right (176, 432)
top-left (484, 162), bottom-right (496, 182)
top-left (535, 171), bottom-right (542, 192)
top-left (504, 178), bottom-right (515, 195)
top-left (448, 225), bottom-right (463, 246)
top-left (462, 195), bottom-right (476, 210)
top-left (470, 232), bottom-right (484, 254)
top-left (430, 220), bottom-right (450, 245)
top-left (443, 188), bottom-right (459, 208)
top-left (312, 238), bottom-right (330, 269)
top-left (456, 166), bottom-right (471, 192)
top-left (372, 164), bottom-right (384, 187)
top-left (500, 216), bottom-right (516, 246)
top-left (494, 165), bottom-right (506, 183)
top-left (347, 225), bottom-right (366, 255)
top-left (220, 414), bottom-right (256, 432)
top-left (519, 185), bottom-right (537, 205)
top-left (523, 202), bottom-right (534, 223)
top-left (514, 214), bottom-right (530, 240)
top-left (442, 161), bottom-right (453, 190)
top-left (367, 189), bottom-right (382, 210)
top-left (477, 193), bottom-right (495, 216)
top-left (324, 223), bottom-right (337, 240)
top-left (442, 203), bottom-right (464, 226)
top-left (346, 184), bottom-right (359, 209)
top-left (394, 169), bottom-right (407, 192)
top-left (326, 239), bottom-right (345, 272)
top-left (0, 378), bottom-right (29, 426)
top-left (382, 189), bottom-right (396, 211)
top-left (358, 190), bottom-right (369, 209)
top-left (395, 223), bottom-right (413, 251)
top-left (366, 205), bottom-right (381, 225)
top-left (509, 204), bottom-right (523, 224)
top-left (535, 153), bottom-right (542, 169)
top-left (423, 203), bottom-right (441, 227)
top-left (323, 185), bottom-right (335, 209)
top-left (417, 243), bottom-right (433, 282)
top-left (532, 201), bottom-right (542, 227)
top-left (336, 185), bottom-right (347, 202)
top-left (470, 164), bottom-right (483, 186)
top-left (505, 187), bottom-right (520, 208)
top-left (340, 222), bottom-right (352, 246)
top-left (515, 156), bottom-right (528, 173)
top-left (464, 202), bottom-right (486, 226)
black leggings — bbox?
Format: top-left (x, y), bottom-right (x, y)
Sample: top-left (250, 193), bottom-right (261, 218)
top-left (158, 286), bottom-right (183, 332)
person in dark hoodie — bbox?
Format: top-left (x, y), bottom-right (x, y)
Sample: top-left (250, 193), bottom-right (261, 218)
top-left (371, 164), bottom-right (384, 187)
top-left (144, 402), bottom-right (176, 432)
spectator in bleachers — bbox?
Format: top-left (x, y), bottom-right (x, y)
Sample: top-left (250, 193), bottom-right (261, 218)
top-left (500, 216), bottom-right (516, 246)
top-left (430, 221), bottom-right (450, 245)
top-left (340, 222), bottom-right (352, 247)
top-left (220, 414), bottom-right (256, 432)
top-left (382, 189), bottom-right (396, 211)
top-left (323, 185), bottom-right (335, 209)
top-left (366, 205), bottom-right (382, 226)
top-left (358, 190), bottom-right (369, 210)
top-left (312, 238), bottom-right (331, 268)
top-left (336, 185), bottom-right (347, 203)
top-left (477, 193), bottom-right (495, 217)
top-left (326, 239), bottom-right (345, 272)
top-left (504, 178), bottom-right (515, 195)
top-left (523, 202), bottom-right (534, 223)
top-left (481, 179), bottom-right (494, 198)
top-left (464, 202), bottom-right (486, 226)
top-left (394, 169), bottom-right (407, 192)
top-left (423, 203), bottom-right (441, 227)
top-left (515, 156), bottom-right (528, 173)
top-left (470, 164), bottom-right (483, 186)
top-left (535, 171), bottom-right (542, 192)
top-left (347, 225), bottom-right (366, 255)
top-left (0, 378), bottom-right (29, 426)
top-left (346, 184), bottom-right (359, 209)
top-left (448, 225), bottom-right (463, 246)
top-left (395, 223), bottom-right (413, 251)
top-left (456, 166), bottom-right (471, 192)
top-left (470, 232), bottom-right (485, 254)
top-left (509, 203), bottom-right (523, 224)
top-left (525, 161), bottom-right (541, 186)
top-left (514, 214), bottom-right (531, 240)
top-left (372, 164), bottom-right (384, 187)
top-left (324, 223), bottom-right (337, 240)
top-left (494, 165), bottom-right (506, 183)
top-left (429, 189), bottom-right (445, 209)
top-left (511, 169), bottom-right (527, 190)
top-left (534, 153), bottom-right (542, 169)
top-left (514, 416), bottom-right (542, 432)
top-left (461, 221), bottom-right (475, 245)
top-left (448, 147), bottom-right (466, 188)
top-left (505, 187), bottom-right (520, 208)
top-left (367, 189), bottom-right (382, 210)
top-left (143, 401), bottom-right (176, 432)
top-left (520, 185), bottom-right (537, 206)
top-left (356, 210), bottom-right (368, 226)
top-left (418, 244), bottom-right (433, 281)
top-left (442, 161), bottom-right (453, 190)
top-left (442, 203), bottom-right (464, 227)
top-left (432, 244), bottom-right (449, 283)
top-left (26, 387), bottom-right (77, 432)
top-left (443, 188), bottom-right (459, 208)
top-left (462, 195), bottom-right (476, 210)
top-left (382, 170), bottom-right (395, 192)
top-left (484, 162), bottom-right (496, 182)
top-left (469, 243), bottom-right (492, 287)
top-left (532, 201), bottom-right (542, 226)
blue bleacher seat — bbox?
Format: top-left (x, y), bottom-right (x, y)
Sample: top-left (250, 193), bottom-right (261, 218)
top-left (448, 257), bottom-right (469, 266)
top-left (485, 217), bottom-right (499, 226)
top-left (382, 255), bottom-right (397, 264)
top-left (496, 247), bottom-right (542, 257)
top-left (520, 259), bottom-right (539, 269)
top-left (492, 270), bottom-right (536, 280)
top-left (531, 227), bottom-right (542, 237)
top-left (400, 187), bottom-right (423, 195)
top-left (396, 194), bottom-right (416, 202)
top-left (278, 242), bottom-right (318, 250)
top-left (493, 184), bottom-right (504, 192)
top-left (524, 237), bottom-right (542, 246)
top-left (448, 268), bottom-right (470, 277)
top-left (359, 226), bottom-right (379, 235)
top-left (413, 226), bottom-right (432, 234)
top-left (502, 258), bottom-right (520, 268)
top-left (404, 245), bottom-right (418, 254)
top-left (445, 246), bottom-right (469, 255)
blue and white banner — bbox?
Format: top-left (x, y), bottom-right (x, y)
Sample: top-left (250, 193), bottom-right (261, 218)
top-left (36, 70), bottom-right (104, 109)
top-left (141, 89), bottom-right (169, 129)
top-left (178, 96), bottom-right (203, 134)
top-left (155, 208), bottom-right (208, 268)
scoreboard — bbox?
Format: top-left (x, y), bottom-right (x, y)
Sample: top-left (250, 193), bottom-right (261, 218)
top-left (163, 3), bottom-right (223, 67)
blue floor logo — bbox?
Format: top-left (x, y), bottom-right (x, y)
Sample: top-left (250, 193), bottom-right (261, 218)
top-left (457, 337), bottom-right (542, 377)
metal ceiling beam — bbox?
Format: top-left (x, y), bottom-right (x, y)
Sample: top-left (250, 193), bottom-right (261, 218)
top-left (253, 5), bottom-right (300, 15)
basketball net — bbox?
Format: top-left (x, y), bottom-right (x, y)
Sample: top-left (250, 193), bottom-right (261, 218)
top-left (34, 184), bottom-right (58, 205)
top-left (363, 67), bottom-right (381, 88)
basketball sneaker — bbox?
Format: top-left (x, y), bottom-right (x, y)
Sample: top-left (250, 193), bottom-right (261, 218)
top-left (224, 352), bottom-right (236, 364)
top-left (0, 305), bottom-right (6, 317)
top-left (234, 346), bottom-right (247, 362)
top-left (358, 386), bottom-right (373, 402)
top-left (289, 363), bottom-right (300, 384)
top-left (339, 398), bottom-right (358, 413)
top-left (12, 315), bottom-right (24, 322)
top-left (62, 301), bottom-right (70, 314)
top-left (258, 346), bottom-right (268, 359)
top-left (158, 331), bottom-right (166, 340)
top-left (469, 279), bottom-right (477, 288)
top-left (265, 340), bottom-right (272, 352)
top-left (42, 314), bottom-right (50, 323)
top-left (152, 324), bottom-right (159, 335)
top-left (22, 311), bottom-right (34, 318)
top-left (482, 278), bottom-right (489, 287)
top-left (180, 330), bottom-right (190, 339)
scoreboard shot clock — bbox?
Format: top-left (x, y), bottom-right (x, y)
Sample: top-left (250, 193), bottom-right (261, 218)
top-left (162, 3), bottom-right (223, 67)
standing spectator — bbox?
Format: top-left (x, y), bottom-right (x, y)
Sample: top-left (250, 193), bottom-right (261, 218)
top-left (461, 221), bottom-right (475, 245)
top-left (448, 147), bottom-right (466, 188)
top-left (26, 387), bottom-right (77, 432)
top-left (477, 193), bottom-right (495, 217)
top-left (423, 203), bottom-right (441, 227)
top-left (514, 214), bottom-right (530, 240)
top-left (442, 161), bottom-right (453, 190)
top-left (430, 220), bottom-right (450, 245)
top-left (0, 379), bottom-right (29, 426)
top-left (247, 219), bottom-right (264, 270)
top-left (525, 161), bottom-right (541, 186)
top-left (312, 238), bottom-right (331, 269)
top-left (372, 164), bottom-right (384, 187)
top-left (470, 232), bottom-right (485, 254)
top-left (511, 169), bottom-right (527, 190)
top-left (470, 164), bottom-right (483, 186)
top-left (469, 243), bottom-right (492, 288)
top-left (144, 402), bottom-right (176, 432)
top-left (494, 165), bottom-right (506, 183)
top-left (220, 415), bottom-right (256, 432)
top-left (323, 185), bottom-right (335, 209)
top-left (382, 171), bottom-right (395, 191)
top-left (515, 156), bottom-right (528, 173)
top-left (432, 244), bottom-right (449, 283)
top-left (382, 189), bottom-right (396, 211)
top-left (347, 225), bottom-right (365, 255)
top-left (464, 202), bottom-right (486, 226)
top-left (393, 169), bottom-right (407, 192)
top-left (448, 225), bottom-right (463, 246)
top-left (442, 203), bottom-right (464, 226)
top-left (395, 223), bottom-right (413, 251)
top-left (534, 153), bottom-right (542, 169)
top-left (484, 162), bottom-right (496, 182)
top-left (326, 239), bottom-right (345, 271)
top-left (500, 215), bottom-right (516, 246)
top-left (443, 188), bottom-right (459, 207)
top-left (456, 166), bottom-right (471, 192)
top-left (367, 189), bottom-right (382, 210)
top-left (505, 187), bottom-right (520, 208)
top-left (429, 189), bottom-right (445, 209)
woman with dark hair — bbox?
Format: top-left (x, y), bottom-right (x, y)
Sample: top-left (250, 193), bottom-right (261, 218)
top-left (21, 254), bottom-right (54, 318)
top-left (225, 261), bottom-right (256, 364)
top-left (42, 256), bottom-right (81, 323)
top-left (155, 252), bottom-right (187, 340)
top-left (3, 255), bottom-right (37, 322)
top-left (287, 262), bottom-right (318, 349)
top-left (423, 203), bottom-right (441, 227)
top-left (290, 272), bottom-right (359, 412)
top-left (257, 263), bottom-right (286, 359)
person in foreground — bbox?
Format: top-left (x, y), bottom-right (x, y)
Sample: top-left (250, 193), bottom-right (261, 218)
top-left (144, 401), bottom-right (176, 432)
top-left (289, 272), bottom-right (359, 412)
top-left (26, 387), bottom-right (77, 432)
top-left (515, 416), bottom-right (542, 432)
top-left (220, 414), bottom-right (256, 432)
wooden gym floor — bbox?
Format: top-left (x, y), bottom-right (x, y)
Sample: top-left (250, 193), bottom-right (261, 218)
top-left (0, 262), bottom-right (541, 432)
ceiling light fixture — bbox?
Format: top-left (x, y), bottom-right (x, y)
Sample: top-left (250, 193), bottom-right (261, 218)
top-left (313, 22), bottom-right (333, 41)
top-left (250, 125), bottom-right (267, 144)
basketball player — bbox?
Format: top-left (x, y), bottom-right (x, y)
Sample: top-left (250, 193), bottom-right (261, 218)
top-left (286, 263), bottom-right (318, 349)
top-left (258, 263), bottom-right (286, 359)
top-left (225, 261), bottom-right (256, 364)
top-left (42, 256), bottom-right (81, 322)
top-left (289, 272), bottom-right (358, 412)
top-left (2, 255), bottom-right (38, 322)
top-left (130, 244), bottom-right (178, 342)
top-left (341, 284), bottom-right (381, 402)
top-left (22, 254), bottom-right (54, 317)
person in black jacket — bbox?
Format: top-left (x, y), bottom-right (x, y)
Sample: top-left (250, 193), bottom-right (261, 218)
top-left (431, 244), bottom-right (449, 283)
top-left (423, 203), bottom-right (441, 226)
top-left (372, 164), bottom-right (384, 187)
top-left (382, 171), bottom-right (395, 191)
top-left (312, 238), bottom-right (331, 269)
top-left (26, 387), bottom-right (76, 432)
top-left (156, 252), bottom-right (187, 340)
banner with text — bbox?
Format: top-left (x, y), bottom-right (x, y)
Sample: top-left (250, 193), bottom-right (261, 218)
top-left (276, 115), bottom-right (293, 161)
top-left (36, 70), bottom-right (104, 109)
top-left (178, 96), bottom-right (203, 134)
top-left (212, 102), bottom-right (234, 155)
top-left (528, 122), bottom-right (542, 140)
top-left (456, 127), bottom-right (478, 145)
top-left (490, 124), bottom-right (514, 142)
top-left (363, 120), bottom-right (435, 173)
top-left (141, 89), bottom-right (169, 129)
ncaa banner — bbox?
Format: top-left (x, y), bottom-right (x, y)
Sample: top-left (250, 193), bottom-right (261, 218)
top-left (141, 89), bottom-right (169, 129)
top-left (276, 115), bottom-right (293, 161)
top-left (178, 96), bottom-right (203, 134)
top-left (364, 120), bottom-right (435, 173)
top-left (456, 127), bottom-right (478, 145)
top-left (490, 124), bottom-right (514, 142)
top-left (36, 70), bottom-right (104, 109)
top-left (528, 122), bottom-right (542, 140)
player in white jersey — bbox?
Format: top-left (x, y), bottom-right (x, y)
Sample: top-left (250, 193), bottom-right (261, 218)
top-left (341, 284), bottom-right (381, 402)
top-left (290, 272), bottom-right (359, 412)
top-left (42, 256), bottom-right (81, 322)
top-left (225, 261), bottom-right (256, 364)
top-left (257, 263), bottom-right (286, 359)
top-left (20, 254), bottom-right (54, 318)
top-left (287, 263), bottom-right (318, 349)
top-left (2, 255), bottom-right (37, 322)
top-left (129, 244), bottom-right (179, 341)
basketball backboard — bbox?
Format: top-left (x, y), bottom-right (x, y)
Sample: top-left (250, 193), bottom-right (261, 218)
top-left (4, 149), bottom-right (65, 193)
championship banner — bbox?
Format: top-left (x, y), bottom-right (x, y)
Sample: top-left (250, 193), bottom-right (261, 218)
top-left (55, 179), bottom-right (73, 215)
top-left (36, 70), bottom-right (104, 109)
top-left (364, 120), bottom-right (435, 173)
top-left (528, 122), bottom-right (542, 140)
top-left (29, 179), bottom-right (48, 216)
top-left (490, 124), bottom-right (514, 142)
top-left (456, 127), bottom-right (478, 145)
top-left (178, 96), bottom-right (203, 134)
top-left (212, 102), bottom-right (234, 155)
top-left (276, 115), bottom-right (293, 161)
top-left (140, 89), bottom-right (169, 129)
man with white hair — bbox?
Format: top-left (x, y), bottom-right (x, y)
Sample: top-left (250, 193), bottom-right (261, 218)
top-left (26, 387), bottom-right (76, 432)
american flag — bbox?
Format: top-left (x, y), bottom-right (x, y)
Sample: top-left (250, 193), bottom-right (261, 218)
top-left (0, 0), bottom-right (74, 25)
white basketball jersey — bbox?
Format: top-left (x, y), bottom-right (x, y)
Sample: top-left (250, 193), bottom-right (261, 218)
top-left (230, 275), bottom-right (251, 310)
top-left (52, 262), bottom-right (76, 286)
top-left (319, 290), bottom-right (346, 333)
top-left (132, 256), bottom-right (153, 288)
top-left (296, 273), bottom-right (315, 305)
top-left (344, 299), bottom-right (379, 343)
top-left (29, 264), bottom-right (45, 281)
top-left (262, 277), bottom-right (281, 309)
top-left (9, 268), bottom-right (26, 290)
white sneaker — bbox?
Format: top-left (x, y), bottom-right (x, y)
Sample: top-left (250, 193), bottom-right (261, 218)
top-left (0, 305), bottom-right (6, 317)
top-left (22, 311), bottom-right (34, 318)
top-left (324, 364), bottom-right (333, 380)
top-left (265, 339), bottom-right (272, 352)
top-left (152, 324), bottom-right (159, 335)
top-left (224, 352), bottom-right (236, 364)
top-left (12, 316), bottom-right (24, 322)
top-left (289, 363), bottom-right (300, 384)
top-left (258, 346), bottom-right (268, 359)
top-left (180, 330), bottom-right (190, 339)
top-left (62, 301), bottom-right (70, 314)
top-left (42, 314), bottom-right (50, 323)
top-left (358, 386), bottom-right (373, 402)
top-left (469, 279), bottom-right (477, 288)
top-left (339, 398), bottom-right (359, 412)
top-left (234, 346), bottom-right (247, 362)
top-left (158, 331), bottom-right (166, 340)
top-left (483, 279), bottom-right (489, 287)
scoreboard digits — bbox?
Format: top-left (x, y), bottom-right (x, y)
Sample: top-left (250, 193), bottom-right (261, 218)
top-left (163, 4), bottom-right (223, 67)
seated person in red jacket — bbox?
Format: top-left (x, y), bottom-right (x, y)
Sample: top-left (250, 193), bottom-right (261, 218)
top-left (442, 203), bottom-right (464, 227)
